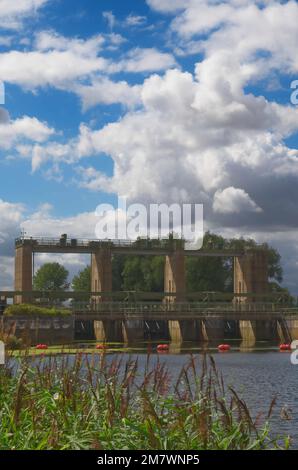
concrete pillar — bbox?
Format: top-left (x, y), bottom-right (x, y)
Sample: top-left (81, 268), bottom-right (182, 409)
top-left (284, 317), bottom-right (298, 341)
top-left (122, 320), bottom-right (144, 343)
top-left (164, 249), bottom-right (186, 302)
top-left (277, 319), bottom-right (292, 344)
top-left (91, 246), bottom-right (112, 302)
top-left (94, 320), bottom-right (124, 343)
top-left (91, 247), bottom-right (121, 342)
top-left (240, 320), bottom-right (278, 346)
top-left (234, 250), bottom-right (269, 345)
top-left (168, 319), bottom-right (201, 343)
top-left (234, 249), bottom-right (268, 302)
top-left (14, 243), bottom-right (33, 304)
top-left (201, 319), bottom-right (225, 344)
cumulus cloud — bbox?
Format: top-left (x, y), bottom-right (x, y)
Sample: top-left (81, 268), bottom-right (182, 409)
top-left (0, 199), bottom-right (102, 289)
top-left (0, 30), bottom-right (176, 110)
top-left (0, 116), bottom-right (54, 151)
top-left (0, 200), bottom-right (25, 267)
top-left (0, 48), bottom-right (107, 89)
top-left (63, 68), bottom-right (298, 214)
top-left (113, 47), bottom-right (176, 73)
top-left (213, 187), bottom-right (263, 214)
top-left (102, 11), bottom-right (116, 31)
top-left (74, 78), bottom-right (142, 110)
top-left (124, 14), bottom-right (147, 27)
top-left (0, 0), bottom-right (49, 30)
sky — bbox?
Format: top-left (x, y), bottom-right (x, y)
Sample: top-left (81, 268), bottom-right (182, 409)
top-left (0, 0), bottom-right (298, 292)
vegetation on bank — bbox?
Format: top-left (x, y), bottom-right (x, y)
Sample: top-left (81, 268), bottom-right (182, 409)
top-left (0, 354), bottom-right (289, 450)
top-left (4, 304), bottom-right (71, 317)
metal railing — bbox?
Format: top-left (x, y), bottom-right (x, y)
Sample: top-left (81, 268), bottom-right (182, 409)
top-left (71, 301), bottom-right (298, 315)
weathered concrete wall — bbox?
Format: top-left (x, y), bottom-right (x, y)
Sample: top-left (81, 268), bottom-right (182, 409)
top-left (91, 247), bottom-right (112, 302)
top-left (285, 317), bottom-right (298, 341)
top-left (164, 250), bottom-right (186, 302)
top-left (15, 244), bottom-right (33, 304)
top-left (234, 250), bottom-right (268, 301)
top-left (1, 316), bottom-right (74, 346)
top-left (168, 320), bottom-right (201, 342)
top-left (239, 319), bottom-right (279, 346)
top-left (201, 319), bottom-right (225, 343)
top-left (122, 320), bottom-right (144, 342)
top-left (93, 320), bottom-right (123, 342)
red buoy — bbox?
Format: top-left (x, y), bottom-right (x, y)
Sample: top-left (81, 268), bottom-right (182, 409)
top-left (218, 344), bottom-right (231, 352)
top-left (96, 344), bottom-right (107, 350)
top-left (36, 344), bottom-right (48, 350)
top-left (157, 344), bottom-right (169, 352)
top-left (279, 343), bottom-right (291, 352)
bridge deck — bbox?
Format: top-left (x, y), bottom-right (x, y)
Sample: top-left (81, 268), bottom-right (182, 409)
top-left (73, 302), bottom-right (298, 321)
top-left (15, 237), bottom-right (245, 256)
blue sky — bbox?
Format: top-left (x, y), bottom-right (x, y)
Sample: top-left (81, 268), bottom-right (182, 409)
top-left (1, 0), bottom-right (170, 214)
top-left (0, 0), bottom-right (298, 291)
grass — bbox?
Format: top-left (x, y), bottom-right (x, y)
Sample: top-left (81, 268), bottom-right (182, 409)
top-left (4, 303), bottom-right (71, 317)
top-left (0, 353), bottom-right (290, 450)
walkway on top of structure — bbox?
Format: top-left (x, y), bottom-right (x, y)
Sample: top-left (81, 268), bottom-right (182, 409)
top-left (72, 301), bottom-right (298, 321)
top-left (15, 236), bottom-right (249, 256)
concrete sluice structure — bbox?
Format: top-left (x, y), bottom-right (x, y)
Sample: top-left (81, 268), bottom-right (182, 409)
top-left (9, 235), bottom-right (296, 346)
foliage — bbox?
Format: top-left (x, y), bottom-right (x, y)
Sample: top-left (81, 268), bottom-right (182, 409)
top-left (122, 256), bottom-right (164, 292)
top-left (0, 354), bottom-right (287, 450)
top-left (187, 232), bottom-right (283, 292)
top-left (4, 304), bottom-right (71, 317)
top-left (72, 266), bottom-right (91, 292)
top-left (70, 233), bottom-right (284, 294)
top-left (0, 332), bottom-right (22, 350)
top-left (33, 263), bottom-right (69, 292)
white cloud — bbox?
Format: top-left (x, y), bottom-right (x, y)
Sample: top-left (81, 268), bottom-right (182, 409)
top-left (0, 116), bottom-right (54, 150)
top-left (0, 48), bottom-right (107, 89)
top-left (146, 0), bottom-right (190, 13)
top-left (0, 199), bottom-right (24, 241)
top-left (113, 47), bottom-right (177, 73)
top-left (0, 30), bottom-right (175, 111)
top-left (62, 67), bottom-right (298, 203)
top-left (102, 11), bottom-right (116, 30)
top-left (213, 187), bottom-right (262, 214)
top-left (124, 14), bottom-right (147, 26)
top-left (0, 199), bottom-right (100, 289)
top-left (0, 0), bottom-right (49, 30)
top-left (34, 30), bottom-right (105, 55)
top-left (74, 77), bottom-right (142, 110)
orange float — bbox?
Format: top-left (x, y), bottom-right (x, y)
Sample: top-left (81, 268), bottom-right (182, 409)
top-left (279, 343), bottom-right (291, 352)
top-left (217, 344), bottom-right (231, 352)
top-left (156, 344), bottom-right (169, 352)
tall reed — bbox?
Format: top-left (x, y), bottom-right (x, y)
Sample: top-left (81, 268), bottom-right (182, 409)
top-left (0, 353), bottom-right (289, 450)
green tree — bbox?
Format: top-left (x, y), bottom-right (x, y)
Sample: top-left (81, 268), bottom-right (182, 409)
top-left (187, 232), bottom-right (230, 291)
top-left (112, 255), bottom-right (127, 291)
top-left (122, 256), bottom-right (164, 292)
top-left (186, 232), bottom-right (283, 292)
top-left (33, 262), bottom-right (69, 291)
top-left (227, 237), bottom-right (283, 284)
top-left (72, 266), bottom-right (91, 292)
